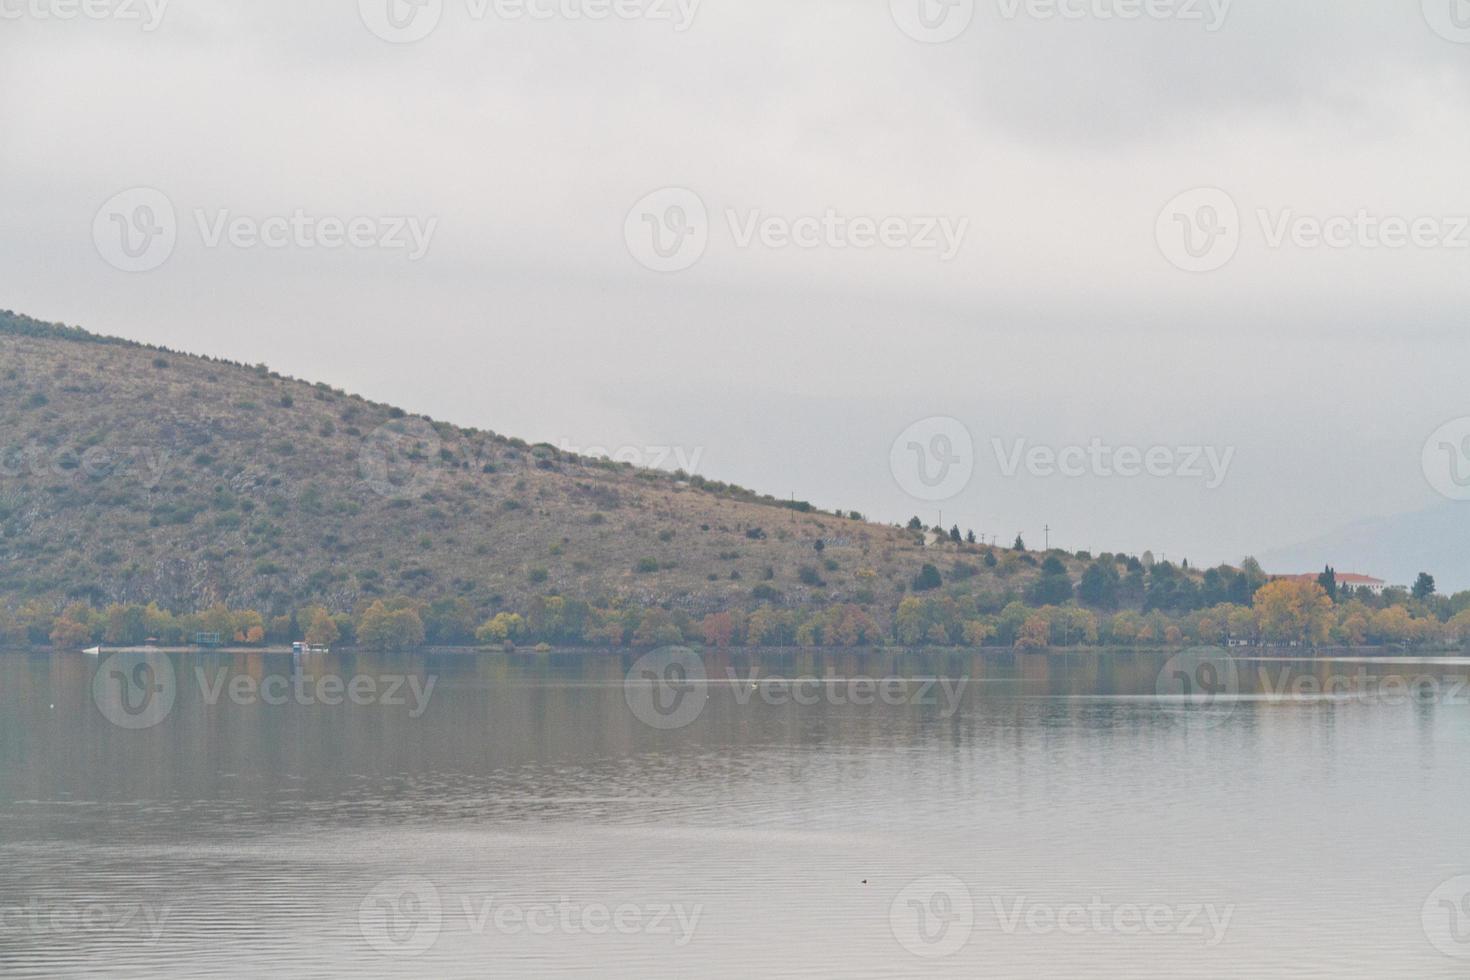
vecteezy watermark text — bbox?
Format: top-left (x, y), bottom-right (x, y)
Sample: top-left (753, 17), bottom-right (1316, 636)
top-left (0, 0), bottom-right (169, 30)
top-left (91, 652), bottom-right (438, 730)
top-left (195, 668), bottom-right (436, 718)
top-left (0, 444), bottom-right (169, 481)
top-left (0, 900), bottom-right (171, 943)
top-left (890, 0), bottom-right (1229, 43)
top-left (888, 875), bottom-right (1234, 959)
top-left (1251, 669), bottom-right (1470, 706)
top-left (726, 670), bottom-right (968, 715)
top-left (1158, 188), bottom-right (1470, 273)
top-left (194, 210), bottom-right (437, 260)
top-left (995, 0), bottom-right (1230, 29)
top-left (888, 417), bottom-right (1234, 503)
top-left (623, 648), bottom-right (969, 730)
top-left (624, 188), bottom-right (969, 273)
top-left (358, 0), bottom-right (700, 43)
top-left (993, 438), bottom-right (1235, 488)
top-left (357, 877), bottom-right (701, 957)
top-left (725, 209), bottom-right (968, 261)
top-left (988, 895), bottom-right (1234, 944)
top-left (557, 440), bottom-right (704, 475)
top-left (93, 188), bottom-right (437, 273)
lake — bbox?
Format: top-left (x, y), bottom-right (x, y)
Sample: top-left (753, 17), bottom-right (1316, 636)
top-left (2, 647), bottom-right (1468, 977)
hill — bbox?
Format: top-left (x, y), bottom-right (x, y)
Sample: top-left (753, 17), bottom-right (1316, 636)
top-left (0, 308), bottom-right (1067, 633)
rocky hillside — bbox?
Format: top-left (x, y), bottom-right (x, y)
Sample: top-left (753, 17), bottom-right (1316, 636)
top-left (0, 310), bottom-right (1067, 624)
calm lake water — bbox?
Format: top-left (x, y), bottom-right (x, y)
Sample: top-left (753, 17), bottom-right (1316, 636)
top-left (2, 647), bottom-right (1469, 977)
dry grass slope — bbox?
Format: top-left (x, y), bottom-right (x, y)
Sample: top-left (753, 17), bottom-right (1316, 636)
top-left (0, 310), bottom-right (1057, 624)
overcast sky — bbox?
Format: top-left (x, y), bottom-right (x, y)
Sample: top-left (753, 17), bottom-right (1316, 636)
top-left (4, 0), bottom-right (1469, 569)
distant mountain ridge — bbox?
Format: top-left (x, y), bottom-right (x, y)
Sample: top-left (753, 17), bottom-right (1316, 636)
top-left (1258, 501), bottom-right (1470, 594)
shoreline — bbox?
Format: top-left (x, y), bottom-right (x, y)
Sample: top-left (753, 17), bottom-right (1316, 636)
top-left (15, 643), bottom-right (1468, 659)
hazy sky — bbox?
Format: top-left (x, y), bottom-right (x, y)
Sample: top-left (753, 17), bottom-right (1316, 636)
top-left (4, 0), bottom-right (1470, 569)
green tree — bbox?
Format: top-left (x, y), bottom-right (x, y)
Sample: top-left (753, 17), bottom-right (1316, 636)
top-left (1413, 572), bottom-right (1437, 601)
top-left (103, 604), bottom-right (147, 646)
top-left (911, 564), bottom-right (942, 592)
top-left (1077, 560), bottom-right (1121, 609)
top-left (1028, 558), bottom-right (1074, 606)
top-left (1239, 557), bottom-right (1268, 593)
top-left (1317, 566), bottom-right (1337, 602)
top-left (424, 597), bottom-right (477, 646)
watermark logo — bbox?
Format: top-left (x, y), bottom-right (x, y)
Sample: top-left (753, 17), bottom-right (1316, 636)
top-left (1257, 209), bottom-right (1470, 252)
top-left (890, 875), bottom-right (974, 958)
top-left (195, 668), bottom-right (436, 717)
top-left (359, 877), bottom-right (443, 956)
top-left (993, 438), bottom-right (1235, 488)
top-left (890, 0), bottom-right (974, 43)
top-left (625, 188), bottom-right (969, 272)
top-left (625, 187), bottom-right (709, 273)
top-left (1164, 195), bottom-right (1470, 273)
top-left (726, 209), bottom-right (967, 260)
top-left (357, 879), bottom-right (702, 949)
top-left (557, 439), bottom-right (704, 475)
top-left (1423, 876), bottom-right (1470, 958)
top-left (989, 895), bottom-right (1233, 944)
top-left (1251, 668), bottom-right (1470, 706)
top-left (1156, 187), bottom-right (1239, 273)
top-left (1423, 0), bottom-right (1470, 43)
top-left (728, 670), bottom-right (969, 715)
top-left (0, 900), bottom-right (171, 943)
top-left (93, 187), bottom-right (176, 273)
top-left (360, 418), bottom-right (443, 498)
top-left (996, 0), bottom-right (1230, 30)
top-left (192, 209), bottom-right (437, 260)
top-left (1423, 417), bottom-right (1470, 501)
top-left (1155, 647), bottom-right (1239, 727)
top-left (360, 0), bottom-right (699, 40)
top-left (0, 0), bottom-right (170, 30)
top-left (359, 0), bottom-right (443, 42)
top-left (0, 444), bottom-right (169, 482)
top-left (92, 651), bottom-right (177, 730)
top-left (96, 187), bottom-right (436, 270)
top-left (481, 0), bottom-right (700, 29)
top-left (890, 417), bottom-right (974, 502)
top-left (624, 647), bottom-right (708, 730)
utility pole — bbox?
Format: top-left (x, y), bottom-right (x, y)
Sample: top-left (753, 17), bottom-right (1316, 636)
top-left (1044, 524), bottom-right (1051, 551)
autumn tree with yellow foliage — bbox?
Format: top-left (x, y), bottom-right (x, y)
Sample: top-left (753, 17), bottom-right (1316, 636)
top-left (1253, 579), bottom-right (1334, 646)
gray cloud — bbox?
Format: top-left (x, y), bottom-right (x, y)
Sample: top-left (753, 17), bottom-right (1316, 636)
top-left (3, 0), bottom-right (1468, 568)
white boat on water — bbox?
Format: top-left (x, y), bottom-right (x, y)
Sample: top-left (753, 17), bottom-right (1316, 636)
top-left (83, 646), bottom-right (101, 656)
